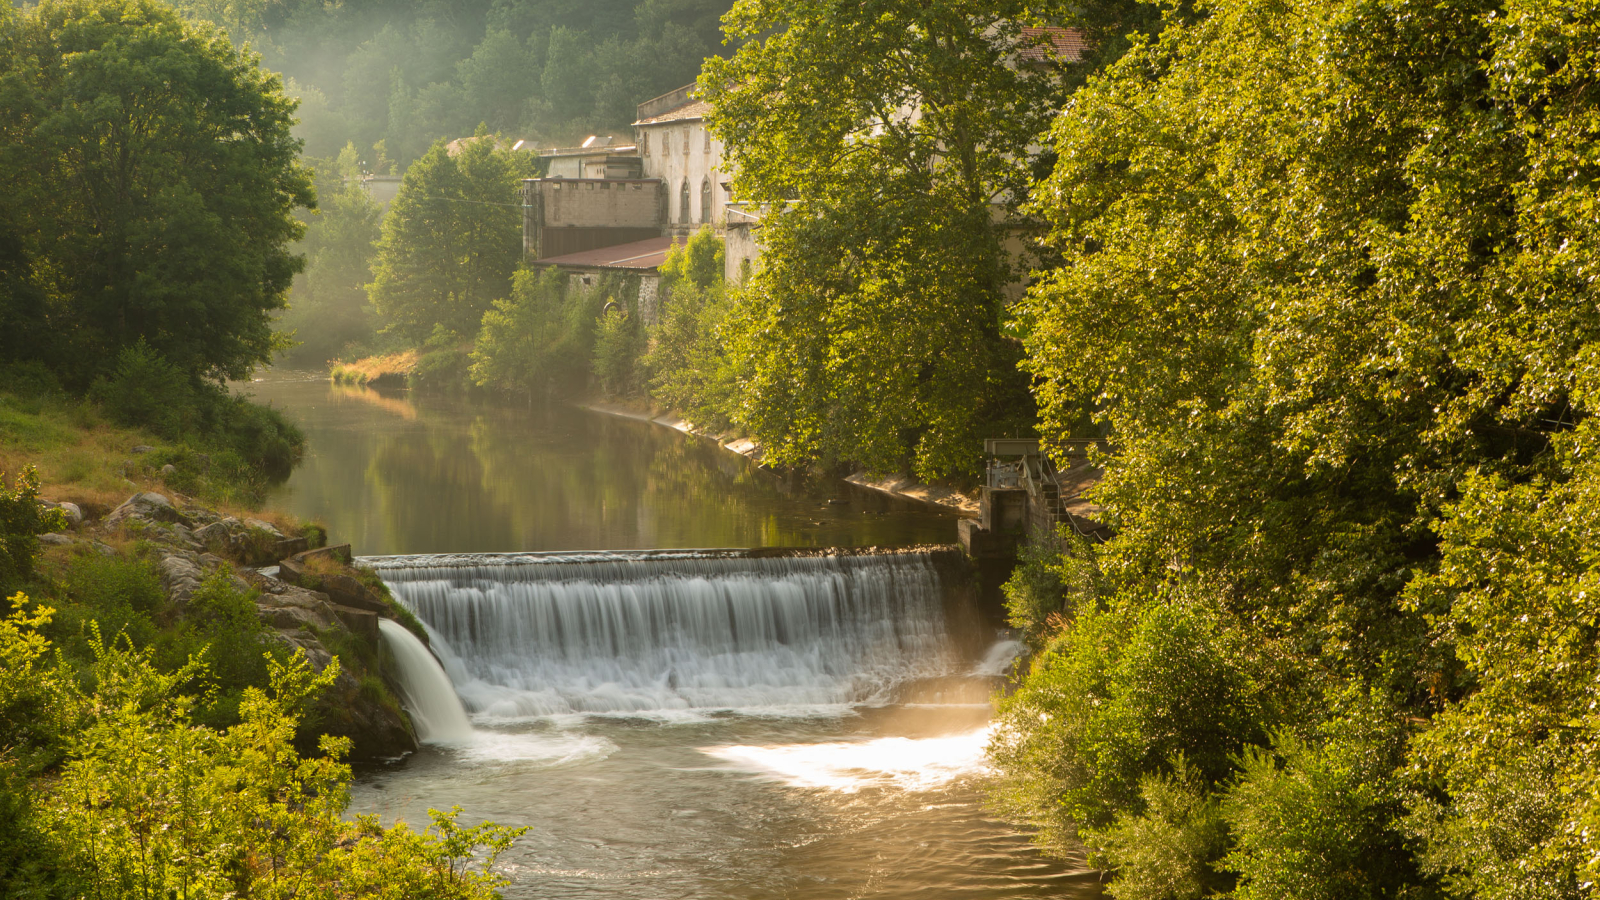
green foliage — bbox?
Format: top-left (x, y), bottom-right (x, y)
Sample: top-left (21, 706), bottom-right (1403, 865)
top-left (990, 597), bottom-right (1271, 849)
top-left (0, 467), bottom-right (63, 591)
top-left (700, 0), bottom-right (1063, 480)
top-left (369, 135), bottom-right (528, 343)
top-left (659, 226), bottom-right (725, 293)
top-left (1084, 758), bottom-right (1230, 900)
top-left (470, 267), bottom-right (613, 395)
top-left (277, 144), bottom-right (385, 366)
top-left (1223, 724), bottom-right (1420, 900)
top-left (593, 308), bottom-right (644, 399)
top-left (998, 0), bottom-right (1600, 891)
top-left (0, 595), bottom-right (524, 899)
top-left (0, 0), bottom-right (313, 389)
top-left (88, 342), bottom-right (305, 486)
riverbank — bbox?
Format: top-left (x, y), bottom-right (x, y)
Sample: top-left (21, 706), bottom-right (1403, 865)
top-left (581, 398), bottom-right (980, 517)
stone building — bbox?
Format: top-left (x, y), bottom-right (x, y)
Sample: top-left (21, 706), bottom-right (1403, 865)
top-left (632, 85), bottom-right (730, 237)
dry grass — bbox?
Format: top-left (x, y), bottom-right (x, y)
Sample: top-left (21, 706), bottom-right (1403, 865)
top-left (0, 394), bottom-right (293, 522)
top-left (329, 350), bottom-right (420, 386)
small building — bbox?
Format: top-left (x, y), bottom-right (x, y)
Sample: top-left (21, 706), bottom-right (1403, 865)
top-left (542, 136), bottom-right (643, 179)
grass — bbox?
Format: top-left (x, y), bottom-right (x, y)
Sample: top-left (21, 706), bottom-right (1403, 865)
top-left (0, 390), bottom-right (305, 527)
top-left (329, 350), bottom-right (420, 387)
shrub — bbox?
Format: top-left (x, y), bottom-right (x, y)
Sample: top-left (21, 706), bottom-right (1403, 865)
top-left (1085, 757), bottom-right (1231, 900)
top-left (593, 307), bottom-right (644, 398)
top-left (989, 595), bottom-right (1272, 849)
top-left (88, 341), bottom-right (197, 439)
top-left (0, 467), bottom-right (63, 592)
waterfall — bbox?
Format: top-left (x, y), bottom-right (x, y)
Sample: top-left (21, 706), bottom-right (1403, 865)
top-left (367, 550), bottom-right (962, 719)
top-left (378, 618), bottom-right (475, 742)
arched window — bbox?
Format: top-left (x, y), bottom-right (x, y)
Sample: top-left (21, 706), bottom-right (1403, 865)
top-left (679, 179), bottom-right (691, 225)
top-left (700, 177), bottom-right (712, 224)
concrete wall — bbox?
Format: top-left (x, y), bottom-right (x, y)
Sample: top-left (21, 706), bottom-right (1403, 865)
top-left (725, 219), bottom-right (763, 284)
top-left (522, 179), bottom-right (665, 257)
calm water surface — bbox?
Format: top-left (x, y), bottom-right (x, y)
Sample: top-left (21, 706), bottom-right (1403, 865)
top-left (249, 373), bottom-right (1097, 899)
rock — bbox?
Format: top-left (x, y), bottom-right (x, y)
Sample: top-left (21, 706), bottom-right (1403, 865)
top-left (320, 573), bottom-right (388, 613)
top-left (131, 445), bottom-right (154, 454)
top-left (272, 536), bottom-right (309, 561)
top-left (156, 551), bottom-right (249, 610)
top-left (244, 518), bottom-right (284, 539)
top-left (157, 554), bottom-right (206, 610)
top-left (88, 541), bottom-right (116, 557)
top-left (57, 502), bottom-right (83, 525)
top-left (38, 533), bottom-right (73, 547)
top-left (193, 521), bottom-right (231, 546)
top-left (328, 603), bottom-right (380, 642)
top-left (106, 492), bottom-right (189, 530)
top-left (160, 464), bottom-right (177, 477)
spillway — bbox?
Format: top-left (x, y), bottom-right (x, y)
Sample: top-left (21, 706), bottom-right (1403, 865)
top-left (364, 548), bottom-right (969, 719)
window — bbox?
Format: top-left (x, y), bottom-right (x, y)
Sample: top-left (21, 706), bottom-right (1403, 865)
top-left (642, 133), bottom-right (650, 155)
top-left (682, 128), bottom-right (690, 156)
top-left (680, 179), bottom-right (691, 225)
top-left (700, 177), bottom-right (712, 224)
top-left (664, 132), bottom-right (671, 156)
top-left (704, 131), bottom-right (711, 153)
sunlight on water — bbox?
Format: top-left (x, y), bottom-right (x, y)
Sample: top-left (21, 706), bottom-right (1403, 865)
top-left (704, 726), bottom-right (994, 793)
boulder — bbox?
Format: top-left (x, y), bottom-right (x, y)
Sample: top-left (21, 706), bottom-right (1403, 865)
top-left (58, 502), bottom-right (83, 526)
top-left (38, 533), bottom-right (73, 547)
top-left (244, 518), bottom-right (284, 539)
top-left (106, 492), bottom-right (190, 530)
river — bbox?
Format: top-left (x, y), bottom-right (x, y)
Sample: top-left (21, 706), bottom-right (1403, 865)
top-left (249, 373), bottom-right (1098, 899)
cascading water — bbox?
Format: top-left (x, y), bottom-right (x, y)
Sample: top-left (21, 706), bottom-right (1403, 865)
top-left (378, 618), bottom-right (474, 742)
top-left (365, 549), bottom-right (964, 719)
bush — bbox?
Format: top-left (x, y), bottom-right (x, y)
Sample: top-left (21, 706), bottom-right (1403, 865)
top-left (1086, 757), bottom-right (1231, 900)
top-left (593, 307), bottom-right (644, 398)
top-left (154, 571), bottom-right (284, 728)
top-left (0, 467), bottom-right (63, 592)
top-left (88, 341), bottom-right (197, 439)
top-left (1222, 727), bottom-right (1418, 900)
top-left (989, 595), bottom-right (1272, 849)
top-left (49, 555), bottom-right (164, 658)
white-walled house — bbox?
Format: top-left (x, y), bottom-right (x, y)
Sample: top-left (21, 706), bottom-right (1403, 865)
top-left (633, 86), bottom-right (729, 237)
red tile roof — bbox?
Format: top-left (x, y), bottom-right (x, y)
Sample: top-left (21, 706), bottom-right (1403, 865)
top-left (1017, 26), bottom-right (1086, 63)
top-left (535, 236), bottom-right (674, 270)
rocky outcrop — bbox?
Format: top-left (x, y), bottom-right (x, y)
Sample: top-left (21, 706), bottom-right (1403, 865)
top-left (65, 490), bottom-right (420, 761)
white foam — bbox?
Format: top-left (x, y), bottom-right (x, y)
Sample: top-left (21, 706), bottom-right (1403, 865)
top-left (969, 639), bottom-right (1024, 677)
top-left (452, 730), bottom-right (618, 765)
top-left (703, 726), bottom-right (994, 793)
top-left (379, 619), bottom-right (474, 743)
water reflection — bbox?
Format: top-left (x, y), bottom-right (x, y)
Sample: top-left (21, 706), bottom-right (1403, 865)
top-left (248, 377), bottom-right (956, 555)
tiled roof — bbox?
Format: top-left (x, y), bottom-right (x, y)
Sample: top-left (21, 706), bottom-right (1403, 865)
top-left (1016, 26), bottom-right (1086, 63)
top-left (536, 236), bottom-right (674, 270)
top-left (634, 98), bottom-right (711, 126)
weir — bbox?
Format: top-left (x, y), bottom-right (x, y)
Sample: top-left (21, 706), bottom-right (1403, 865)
top-left (365, 548), bottom-right (980, 721)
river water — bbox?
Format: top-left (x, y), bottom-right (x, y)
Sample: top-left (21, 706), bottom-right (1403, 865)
top-left (250, 374), bottom-right (1097, 899)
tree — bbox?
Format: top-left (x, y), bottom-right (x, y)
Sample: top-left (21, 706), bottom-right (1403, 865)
top-left (279, 144), bottom-right (384, 365)
top-left (0, 0), bottom-right (313, 387)
top-left (700, 0), bottom-right (1070, 480)
top-left (993, 0), bottom-right (1600, 892)
top-left (368, 132), bottom-right (527, 343)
